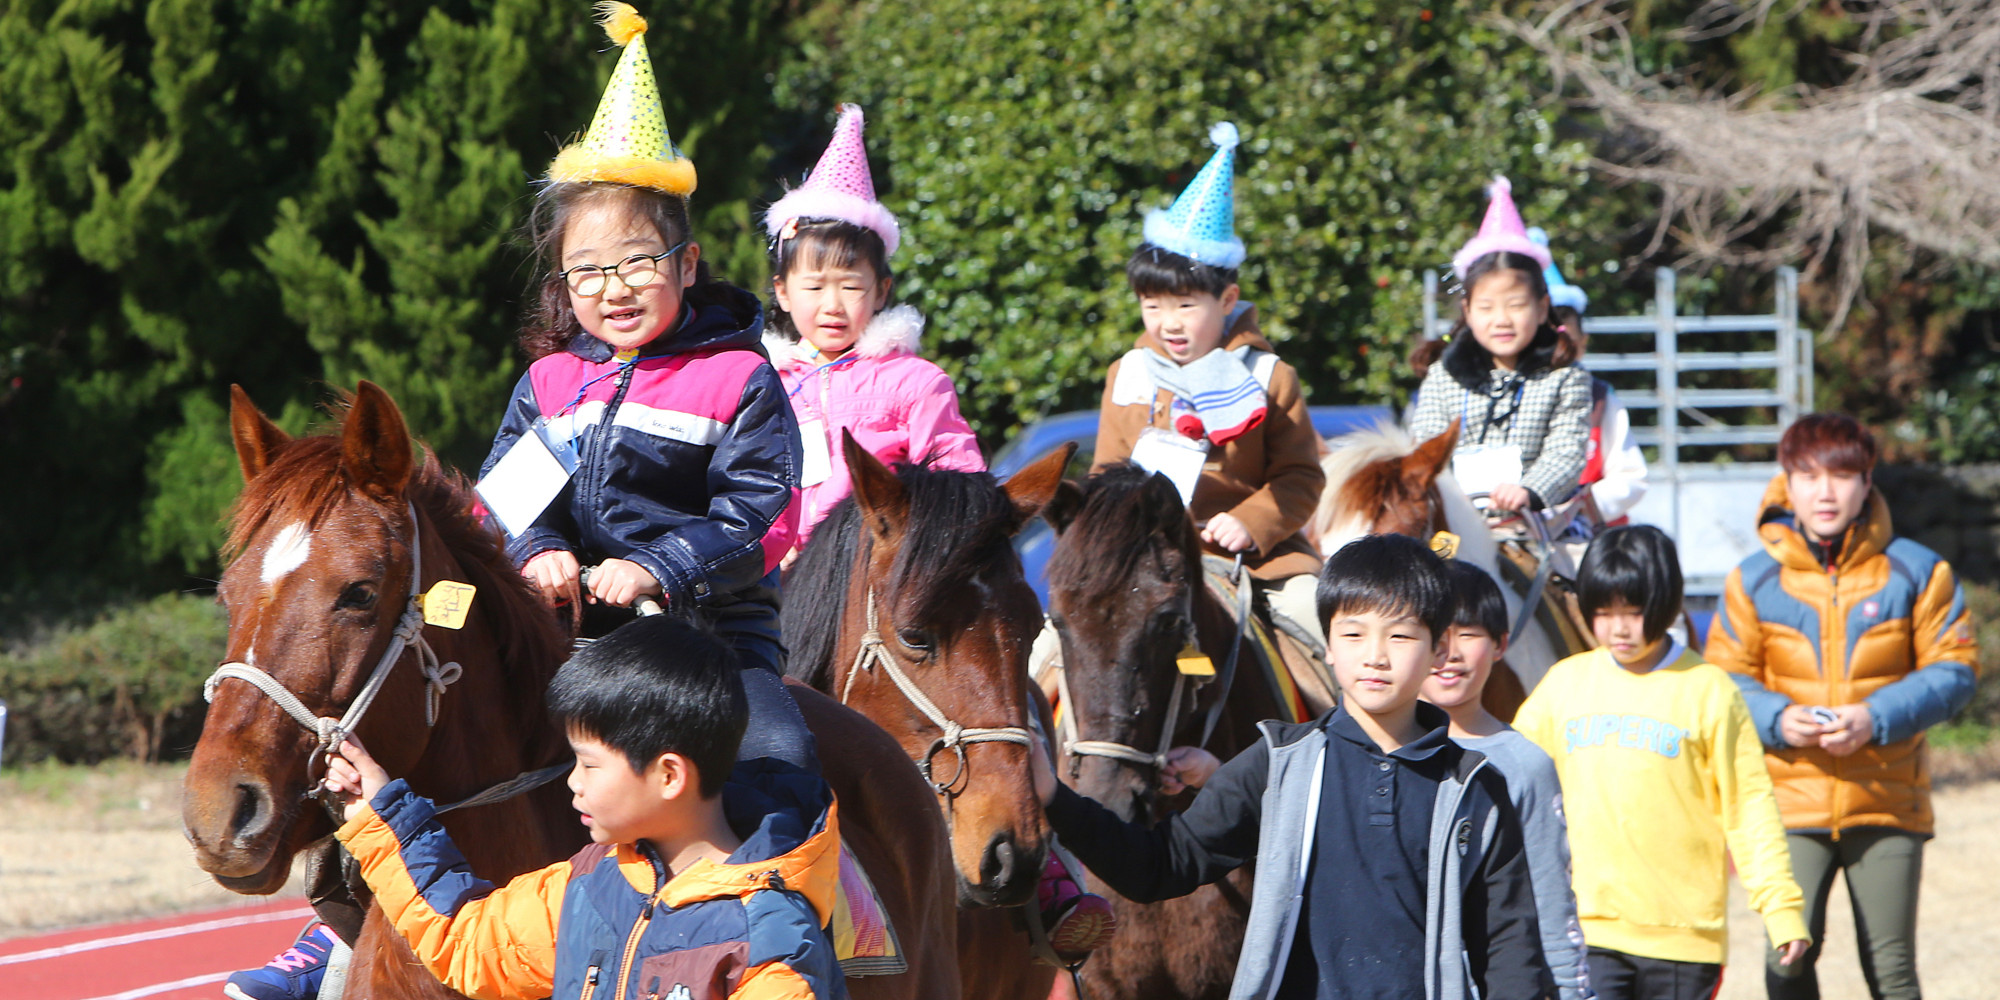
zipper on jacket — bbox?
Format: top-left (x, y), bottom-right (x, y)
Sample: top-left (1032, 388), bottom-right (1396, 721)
top-left (580, 363), bottom-right (638, 548)
top-left (579, 964), bottom-right (602, 1000)
top-left (614, 844), bottom-right (670, 1000)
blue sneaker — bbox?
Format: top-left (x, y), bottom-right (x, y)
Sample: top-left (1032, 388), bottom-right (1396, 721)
top-left (223, 920), bottom-right (339, 1000)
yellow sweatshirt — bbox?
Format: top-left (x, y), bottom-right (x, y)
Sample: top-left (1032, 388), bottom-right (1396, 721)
top-left (1513, 644), bottom-right (1809, 965)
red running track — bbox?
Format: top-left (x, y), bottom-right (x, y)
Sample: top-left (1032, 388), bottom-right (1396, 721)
top-left (0, 899), bottom-right (315, 1000)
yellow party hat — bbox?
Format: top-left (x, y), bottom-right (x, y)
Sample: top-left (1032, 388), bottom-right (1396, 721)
top-left (548, 3), bottom-right (697, 195)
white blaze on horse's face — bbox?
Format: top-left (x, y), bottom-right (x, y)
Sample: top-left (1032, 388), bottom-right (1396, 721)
top-left (261, 522), bottom-right (313, 585)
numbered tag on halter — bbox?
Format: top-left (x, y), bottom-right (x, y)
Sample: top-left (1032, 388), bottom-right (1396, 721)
top-left (1429, 531), bottom-right (1461, 560)
top-left (1176, 643), bottom-right (1216, 677)
top-left (419, 581), bottom-right (477, 630)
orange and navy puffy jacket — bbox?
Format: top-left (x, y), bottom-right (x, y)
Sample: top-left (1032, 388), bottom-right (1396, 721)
top-left (336, 759), bottom-right (844, 1000)
top-left (1706, 475), bottom-right (1979, 835)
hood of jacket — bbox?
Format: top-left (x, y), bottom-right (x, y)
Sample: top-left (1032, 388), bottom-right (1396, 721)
top-left (1755, 472), bottom-right (1895, 575)
top-left (567, 281), bottom-right (768, 363)
top-left (763, 304), bottom-right (925, 368)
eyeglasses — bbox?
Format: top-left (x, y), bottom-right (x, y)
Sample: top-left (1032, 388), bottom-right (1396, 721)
top-left (559, 242), bottom-right (687, 297)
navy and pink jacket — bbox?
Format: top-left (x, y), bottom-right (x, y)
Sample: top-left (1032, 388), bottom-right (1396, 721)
top-left (480, 284), bottom-right (801, 650)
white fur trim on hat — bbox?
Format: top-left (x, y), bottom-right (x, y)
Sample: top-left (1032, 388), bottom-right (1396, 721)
top-left (763, 189), bottom-right (902, 257)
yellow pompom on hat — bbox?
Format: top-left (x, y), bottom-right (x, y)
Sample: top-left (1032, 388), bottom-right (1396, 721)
top-left (548, 2), bottom-right (697, 195)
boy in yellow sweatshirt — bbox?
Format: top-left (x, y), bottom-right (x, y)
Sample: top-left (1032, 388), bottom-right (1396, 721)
top-left (1513, 525), bottom-right (1809, 1000)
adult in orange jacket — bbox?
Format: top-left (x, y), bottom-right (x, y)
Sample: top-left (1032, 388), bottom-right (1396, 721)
top-left (1706, 413), bottom-right (1978, 1000)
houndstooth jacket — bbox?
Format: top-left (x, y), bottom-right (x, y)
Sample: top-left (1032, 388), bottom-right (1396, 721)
top-left (1409, 360), bottom-right (1592, 507)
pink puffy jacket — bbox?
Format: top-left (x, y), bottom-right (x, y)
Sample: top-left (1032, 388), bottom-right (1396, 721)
top-left (768, 305), bottom-right (986, 545)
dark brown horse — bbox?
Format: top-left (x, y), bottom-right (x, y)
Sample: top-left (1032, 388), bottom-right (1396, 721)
top-left (184, 383), bottom-right (961, 1000)
top-left (1039, 464), bottom-right (1288, 1000)
top-left (784, 435), bottom-right (1071, 1000)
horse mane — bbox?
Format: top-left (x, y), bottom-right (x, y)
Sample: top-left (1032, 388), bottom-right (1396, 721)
top-left (1309, 421), bottom-right (1419, 543)
top-left (1047, 464), bottom-right (1200, 596)
top-left (782, 464), bottom-right (1021, 687)
top-left (226, 423), bottom-right (567, 695)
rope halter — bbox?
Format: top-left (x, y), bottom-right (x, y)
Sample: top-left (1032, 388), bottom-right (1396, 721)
top-left (1055, 621), bottom-right (1199, 779)
top-left (841, 589), bottom-right (1033, 795)
top-left (202, 503), bottom-right (464, 782)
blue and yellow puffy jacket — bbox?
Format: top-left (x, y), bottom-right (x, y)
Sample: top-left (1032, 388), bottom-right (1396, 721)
top-left (336, 760), bottom-right (844, 1000)
top-left (1706, 475), bottom-right (1979, 835)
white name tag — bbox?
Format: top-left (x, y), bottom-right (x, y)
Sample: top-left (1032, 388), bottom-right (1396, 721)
top-left (1130, 427), bottom-right (1209, 506)
top-left (476, 423), bottom-right (577, 538)
top-left (1453, 444), bottom-right (1525, 499)
top-left (798, 419), bottom-right (833, 487)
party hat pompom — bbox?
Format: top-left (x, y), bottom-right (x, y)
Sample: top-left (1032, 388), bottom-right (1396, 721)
top-left (548, 3), bottom-right (696, 195)
top-left (1142, 121), bottom-right (1246, 268)
top-left (1450, 175), bottom-right (1552, 280)
top-left (763, 103), bottom-right (901, 255)
top-left (596, 1), bottom-right (647, 45)
top-left (1526, 226), bottom-right (1589, 314)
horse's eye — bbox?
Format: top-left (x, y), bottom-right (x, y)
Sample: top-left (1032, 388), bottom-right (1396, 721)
top-left (336, 582), bottom-right (378, 611)
top-left (895, 628), bottom-right (933, 654)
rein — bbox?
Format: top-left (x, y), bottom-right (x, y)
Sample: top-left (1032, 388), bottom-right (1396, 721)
top-left (203, 504), bottom-right (565, 812)
top-left (841, 589), bottom-right (1033, 795)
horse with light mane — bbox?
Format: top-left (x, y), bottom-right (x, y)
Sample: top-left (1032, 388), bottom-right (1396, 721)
top-left (1306, 418), bottom-right (1569, 706)
top-left (184, 383), bottom-right (962, 1000)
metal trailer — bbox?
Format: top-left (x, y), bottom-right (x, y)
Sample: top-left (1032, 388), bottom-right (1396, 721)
top-left (1425, 266), bottom-right (1812, 599)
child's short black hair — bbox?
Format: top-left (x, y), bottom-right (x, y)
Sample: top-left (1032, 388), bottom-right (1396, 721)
top-left (1126, 242), bottom-right (1239, 298)
top-left (1317, 534), bottom-right (1456, 644)
top-left (547, 616), bottom-right (747, 797)
top-left (1444, 559), bottom-right (1509, 642)
top-left (1578, 525), bottom-right (1684, 645)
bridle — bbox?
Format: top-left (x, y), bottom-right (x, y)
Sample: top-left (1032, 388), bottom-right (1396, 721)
top-left (202, 503), bottom-right (566, 813)
top-left (1058, 553), bottom-right (1251, 779)
top-left (841, 589), bottom-right (1033, 796)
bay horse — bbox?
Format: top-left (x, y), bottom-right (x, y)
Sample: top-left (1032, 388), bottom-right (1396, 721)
top-left (784, 434), bottom-right (1071, 1000)
top-left (1039, 464), bottom-right (1289, 1000)
top-left (1305, 418), bottom-right (1573, 709)
top-left (184, 382), bottom-right (960, 1000)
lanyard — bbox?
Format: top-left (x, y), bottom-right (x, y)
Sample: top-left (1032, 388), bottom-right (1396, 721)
top-left (786, 354), bottom-right (859, 399)
top-left (1462, 374), bottom-right (1526, 445)
top-left (555, 353), bottom-right (642, 417)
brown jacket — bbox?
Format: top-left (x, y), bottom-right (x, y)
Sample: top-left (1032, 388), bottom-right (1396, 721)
top-left (1093, 306), bottom-right (1325, 580)
top-left (1706, 475), bottom-right (1980, 834)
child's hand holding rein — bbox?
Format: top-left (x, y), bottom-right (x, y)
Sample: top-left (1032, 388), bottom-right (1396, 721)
top-left (323, 737), bottom-right (391, 825)
top-left (1486, 483), bottom-right (1532, 512)
top-left (586, 558), bottom-right (663, 608)
top-left (523, 550), bottom-right (582, 608)
top-left (1200, 512), bottom-right (1256, 553)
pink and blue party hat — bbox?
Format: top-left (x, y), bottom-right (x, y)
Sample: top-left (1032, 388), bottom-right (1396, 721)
top-left (1142, 122), bottom-right (1246, 268)
top-left (1451, 175), bottom-right (1552, 280)
top-left (764, 104), bottom-right (901, 255)
top-left (1526, 226), bottom-right (1589, 313)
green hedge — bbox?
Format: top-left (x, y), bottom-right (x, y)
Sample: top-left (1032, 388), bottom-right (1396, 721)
top-left (0, 594), bottom-right (225, 766)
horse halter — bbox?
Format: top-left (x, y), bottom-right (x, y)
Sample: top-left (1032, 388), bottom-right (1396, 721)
top-left (841, 589), bottom-right (1033, 795)
top-left (202, 504), bottom-right (463, 787)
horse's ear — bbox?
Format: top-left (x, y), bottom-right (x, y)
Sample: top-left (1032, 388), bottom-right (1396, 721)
top-left (230, 384), bottom-right (291, 484)
top-left (1404, 418), bottom-right (1461, 487)
top-left (1042, 478), bottom-right (1086, 535)
top-left (341, 381), bottom-right (414, 502)
top-left (843, 430), bottom-right (908, 542)
top-left (1002, 442), bottom-right (1076, 529)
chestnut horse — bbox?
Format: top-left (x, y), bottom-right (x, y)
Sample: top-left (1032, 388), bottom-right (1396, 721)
top-left (184, 383), bottom-right (960, 1000)
top-left (1040, 465), bottom-right (1289, 1000)
top-left (1306, 418), bottom-right (1574, 710)
top-left (784, 435), bottom-right (1071, 1000)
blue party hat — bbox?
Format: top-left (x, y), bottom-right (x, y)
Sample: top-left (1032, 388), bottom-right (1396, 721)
top-left (1142, 122), bottom-right (1246, 268)
top-left (1526, 226), bottom-right (1588, 314)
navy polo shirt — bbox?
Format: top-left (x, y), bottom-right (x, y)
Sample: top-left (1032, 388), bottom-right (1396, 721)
top-left (1275, 704), bottom-right (1456, 999)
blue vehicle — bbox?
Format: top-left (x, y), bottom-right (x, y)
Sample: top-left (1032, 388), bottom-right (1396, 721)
top-left (991, 405), bottom-right (1395, 603)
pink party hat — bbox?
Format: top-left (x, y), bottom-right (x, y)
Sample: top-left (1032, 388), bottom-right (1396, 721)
top-left (764, 104), bottom-right (901, 255)
top-left (1451, 175), bottom-right (1552, 280)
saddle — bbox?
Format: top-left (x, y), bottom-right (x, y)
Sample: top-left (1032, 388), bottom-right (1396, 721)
top-left (1199, 555), bottom-right (1333, 722)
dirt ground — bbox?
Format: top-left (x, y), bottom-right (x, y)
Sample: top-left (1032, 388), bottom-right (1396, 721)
top-left (0, 761), bottom-right (302, 939)
top-left (4, 760), bottom-right (1996, 998)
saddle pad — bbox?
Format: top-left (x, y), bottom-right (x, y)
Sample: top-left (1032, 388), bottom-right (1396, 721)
top-left (831, 844), bottom-right (906, 976)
